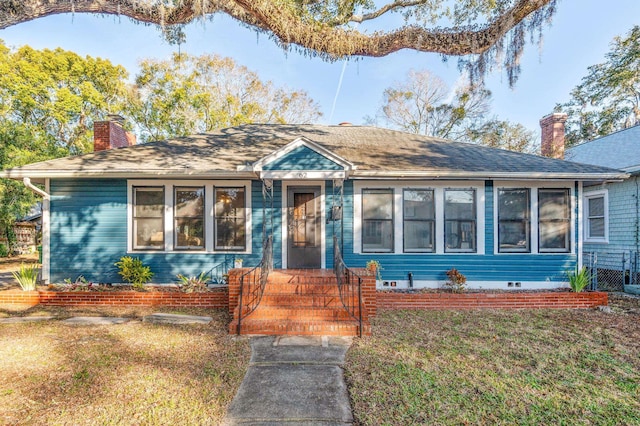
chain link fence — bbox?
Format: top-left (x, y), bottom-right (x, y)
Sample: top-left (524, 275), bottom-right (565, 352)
top-left (584, 251), bottom-right (639, 291)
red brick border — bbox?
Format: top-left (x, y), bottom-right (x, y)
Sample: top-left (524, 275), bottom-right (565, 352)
top-left (376, 291), bottom-right (608, 310)
top-left (0, 288), bottom-right (229, 309)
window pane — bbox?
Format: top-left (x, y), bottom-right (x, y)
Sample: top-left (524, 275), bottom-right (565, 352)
top-left (175, 218), bottom-right (204, 249)
top-left (363, 220), bottom-right (393, 252)
top-left (444, 189), bottom-right (475, 219)
top-left (215, 188), bottom-right (246, 249)
top-left (363, 189), bottom-right (393, 252)
top-left (539, 189), bottom-right (570, 252)
top-left (588, 197), bottom-right (605, 217)
top-left (363, 190), bottom-right (393, 220)
top-left (498, 189), bottom-right (530, 252)
top-left (134, 218), bottom-right (164, 249)
top-left (175, 188), bottom-right (204, 217)
top-left (444, 189), bottom-right (476, 252)
top-left (134, 187), bottom-right (164, 217)
top-left (404, 190), bottom-right (434, 219)
top-left (133, 187), bottom-right (164, 250)
top-left (404, 220), bottom-right (434, 251)
top-left (403, 189), bottom-right (434, 252)
top-left (589, 217), bottom-right (605, 238)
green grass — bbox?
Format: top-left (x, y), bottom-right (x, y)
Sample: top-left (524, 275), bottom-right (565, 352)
top-left (345, 296), bottom-right (640, 425)
top-left (0, 307), bottom-right (249, 425)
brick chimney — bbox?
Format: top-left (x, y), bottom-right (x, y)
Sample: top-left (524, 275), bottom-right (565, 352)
top-left (93, 114), bottom-right (136, 152)
top-left (540, 113), bottom-right (567, 159)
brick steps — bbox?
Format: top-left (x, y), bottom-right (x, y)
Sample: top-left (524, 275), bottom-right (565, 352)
top-left (231, 270), bottom-right (370, 336)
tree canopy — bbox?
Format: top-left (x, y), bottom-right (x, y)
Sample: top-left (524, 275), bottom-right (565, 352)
top-left (374, 68), bottom-right (537, 153)
top-left (556, 25), bottom-right (640, 146)
top-left (127, 53), bottom-right (321, 142)
top-left (0, 0), bottom-right (558, 86)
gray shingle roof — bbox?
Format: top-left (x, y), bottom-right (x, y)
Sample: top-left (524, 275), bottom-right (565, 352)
top-left (1, 124), bottom-right (625, 181)
top-left (565, 125), bottom-right (640, 173)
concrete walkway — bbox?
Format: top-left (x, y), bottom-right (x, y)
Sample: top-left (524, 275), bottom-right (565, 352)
top-left (223, 335), bottom-right (354, 426)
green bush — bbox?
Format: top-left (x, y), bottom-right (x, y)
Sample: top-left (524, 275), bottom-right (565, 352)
top-left (568, 266), bottom-right (591, 292)
top-left (0, 243), bottom-right (8, 258)
top-left (114, 256), bottom-right (153, 291)
top-left (12, 263), bottom-right (39, 291)
top-left (176, 271), bottom-right (210, 293)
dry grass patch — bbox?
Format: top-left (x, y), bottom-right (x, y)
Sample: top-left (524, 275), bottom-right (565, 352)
top-left (346, 299), bottom-right (640, 425)
top-left (0, 308), bottom-right (249, 425)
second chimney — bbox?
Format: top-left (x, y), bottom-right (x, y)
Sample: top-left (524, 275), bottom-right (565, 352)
top-left (93, 114), bottom-right (136, 152)
top-left (540, 113), bottom-right (567, 159)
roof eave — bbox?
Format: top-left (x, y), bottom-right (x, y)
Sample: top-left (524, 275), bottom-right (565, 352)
top-left (350, 170), bottom-right (629, 181)
top-left (0, 169), bottom-right (258, 180)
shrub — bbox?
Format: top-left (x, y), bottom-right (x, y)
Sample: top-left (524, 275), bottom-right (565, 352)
top-left (12, 263), bottom-right (39, 291)
top-left (114, 256), bottom-right (153, 291)
top-left (444, 268), bottom-right (467, 293)
top-left (176, 271), bottom-right (210, 293)
top-left (0, 243), bottom-right (8, 258)
top-left (568, 266), bottom-right (591, 292)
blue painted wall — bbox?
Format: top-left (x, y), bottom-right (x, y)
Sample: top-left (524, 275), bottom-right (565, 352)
top-left (262, 146), bottom-right (343, 171)
top-left (49, 179), bottom-right (277, 283)
top-left (338, 180), bottom-right (576, 284)
top-left (49, 178), bottom-right (577, 285)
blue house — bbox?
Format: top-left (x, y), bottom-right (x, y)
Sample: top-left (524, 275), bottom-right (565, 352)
top-left (1, 119), bottom-right (626, 290)
top-left (565, 124), bottom-right (640, 292)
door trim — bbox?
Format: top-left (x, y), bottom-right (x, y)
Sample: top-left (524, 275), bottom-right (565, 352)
top-left (282, 180), bottom-right (326, 269)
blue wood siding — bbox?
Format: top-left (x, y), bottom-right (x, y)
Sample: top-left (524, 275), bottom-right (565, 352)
top-left (50, 179), bottom-right (128, 283)
top-left (262, 146), bottom-right (343, 171)
top-left (49, 178), bottom-right (276, 283)
top-left (338, 180), bottom-right (576, 283)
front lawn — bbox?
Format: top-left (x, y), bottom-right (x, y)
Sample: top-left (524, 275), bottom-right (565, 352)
top-left (0, 307), bottom-right (249, 425)
top-left (345, 294), bottom-right (640, 425)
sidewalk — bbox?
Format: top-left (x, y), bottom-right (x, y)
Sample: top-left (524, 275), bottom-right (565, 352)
top-left (223, 335), bottom-right (354, 425)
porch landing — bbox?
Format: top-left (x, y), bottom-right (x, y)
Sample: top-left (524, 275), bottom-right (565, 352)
top-left (229, 269), bottom-right (374, 337)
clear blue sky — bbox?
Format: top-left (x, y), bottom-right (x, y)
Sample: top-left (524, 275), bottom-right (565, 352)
top-left (1, 1), bottom-right (639, 141)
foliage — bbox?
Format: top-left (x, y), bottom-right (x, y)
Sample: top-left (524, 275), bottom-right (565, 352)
top-left (59, 275), bottom-right (96, 291)
top-left (557, 26), bottom-right (640, 146)
top-left (568, 266), bottom-right (592, 293)
top-left (375, 69), bottom-right (537, 152)
top-left (176, 271), bottom-right (211, 293)
top-left (114, 256), bottom-right (153, 290)
top-left (366, 259), bottom-right (383, 282)
top-left (11, 262), bottom-right (39, 291)
top-left (126, 53), bottom-right (322, 142)
top-left (0, 1), bottom-right (558, 86)
top-left (0, 242), bottom-right (7, 258)
top-left (444, 267), bottom-right (467, 293)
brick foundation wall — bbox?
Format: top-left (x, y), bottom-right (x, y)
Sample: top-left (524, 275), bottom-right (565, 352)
top-left (0, 289), bottom-right (229, 309)
top-left (376, 291), bottom-right (608, 310)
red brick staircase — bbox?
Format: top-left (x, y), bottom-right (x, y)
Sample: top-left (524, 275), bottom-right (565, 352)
top-left (229, 270), bottom-right (371, 336)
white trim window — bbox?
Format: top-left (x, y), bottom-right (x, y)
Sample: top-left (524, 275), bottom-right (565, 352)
top-left (132, 186), bottom-right (165, 250)
top-left (362, 189), bottom-right (394, 253)
top-left (174, 186), bottom-right (205, 250)
top-left (584, 190), bottom-right (608, 243)
top-left (538, 188), bottom-right (571, 253)
top-left (444, 188), bottom-right (476, 253)
top-left (403, 189), bottom-right (435, 252)
top-left (497, 188), bottom-right (531, 253)
top-left (215, 187), bottom-right (247, 251)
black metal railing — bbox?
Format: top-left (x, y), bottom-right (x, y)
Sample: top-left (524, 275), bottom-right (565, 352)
top-left (236, 236), bottom-right (273, 335)
top-left (333, 235), bottom-right (364, 337)
top-left (206, 257), bottom-right (235, 285)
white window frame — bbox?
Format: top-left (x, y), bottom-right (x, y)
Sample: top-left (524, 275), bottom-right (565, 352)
top-left (353, 181), bottom-right (485, 255)
top-left (584, 189), bottom-right (609, 243)
top-left (214, 186), bottom-right (248, 251)
top-left (174, 186), bottom-right (206, 251)
top-left (127, 180), bottom-right (252, 254)
top-left (403, 188), bottom-right (436, 253)
top-left (493, 182), bottom-right (576, 255)
top-left (496, 188), bottom-right (531, 253)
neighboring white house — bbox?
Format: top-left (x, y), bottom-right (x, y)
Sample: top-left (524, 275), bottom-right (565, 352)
top-left (557, 120), bottom-right (640, 292)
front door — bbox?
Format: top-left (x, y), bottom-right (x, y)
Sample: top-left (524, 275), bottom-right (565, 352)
top-left (287, 186), bottom-right (321, 269)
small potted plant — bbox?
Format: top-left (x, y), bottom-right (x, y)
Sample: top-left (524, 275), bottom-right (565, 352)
top-left (366, 260), bottom-right (383, 282)
top-left (444, 268), bottom-right (467, 293)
